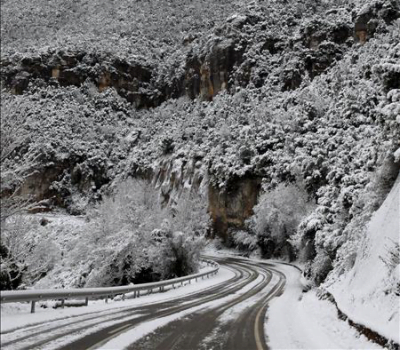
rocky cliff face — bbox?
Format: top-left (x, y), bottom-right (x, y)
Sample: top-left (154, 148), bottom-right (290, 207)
top-left (185, 36), bottom-right (245, 101)
top-left (208, 175), bottom-right (262, 240)
top-left (1, 36), bottom-right (245, 106)
top-left (129, 158), bottom-right (261, 239)
top-left (354, 0), bottom-right (400, 43)
top-left (5, 2), bottom-right (389, 107)
top-left (1, 52), bottom-right (178, 108)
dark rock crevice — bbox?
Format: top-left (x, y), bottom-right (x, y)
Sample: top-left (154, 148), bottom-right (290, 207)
top-left (208, 175), bottom-right (262, 240)
top-left (354, 0), bottom-right (400, 43)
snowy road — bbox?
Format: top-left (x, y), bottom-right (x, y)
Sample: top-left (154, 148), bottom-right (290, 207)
top-left (1, 256), bottom-right (286, 350)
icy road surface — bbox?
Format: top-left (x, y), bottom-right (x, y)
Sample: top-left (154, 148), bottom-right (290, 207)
top-left (1, 255), bottom-right (380, 350)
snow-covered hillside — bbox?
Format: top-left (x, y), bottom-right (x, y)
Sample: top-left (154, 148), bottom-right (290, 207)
top-left (328, 173), bottom-right (400, 343)
top-left (1, 0), bottom-right (399, 346)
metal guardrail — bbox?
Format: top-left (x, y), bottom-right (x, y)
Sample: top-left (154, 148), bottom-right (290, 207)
top-left (0, 259), bottom-right (219, 313)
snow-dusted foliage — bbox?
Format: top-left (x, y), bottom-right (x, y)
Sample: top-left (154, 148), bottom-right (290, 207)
top-left (82, 179), bottom-right (208, 287)
top-left (246, 183), bottom-right (314, 260)
top-left (0, 179), bottom-right (209, 289)
top-left (1, 0), bottom-right (399, 290)
top-left (0, 213), bottom-right (60, 289)
top-left (231, 230), bottom-right (258, 252)
top-left (0, 83), bottom-right (134, 212)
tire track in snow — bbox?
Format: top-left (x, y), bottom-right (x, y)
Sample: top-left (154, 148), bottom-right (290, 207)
top-left (123, 259), bottom-right (284, 350)
top-left (1, 260), bottom-right (250, 350)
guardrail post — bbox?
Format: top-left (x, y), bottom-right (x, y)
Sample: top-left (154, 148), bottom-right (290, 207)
top-left (138, 290), bottom-right (140, 298)
top-left (31, 301), bottom-right (36, 313)
top-left (85, 297), bottom-right (89, 306)
top-left (134, 291), bottom-right (137, 298)
top-left (122, 294), bottom-right (125, 301)
top-left (105, 296), bottom-right (108, 303)
top-left (61, 299), bottom-right (65, 309)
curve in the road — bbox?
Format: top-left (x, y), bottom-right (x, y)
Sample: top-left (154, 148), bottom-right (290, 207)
top-left (128, 258), bottom-right (285, 350)
top-left (1, 257), bottom-right (287, 350)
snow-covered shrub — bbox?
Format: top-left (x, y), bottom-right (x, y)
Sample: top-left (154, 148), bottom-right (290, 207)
top-left (361, 155), bottom-right (400, 213)
top-left (379, 239), bottom-right (400, 273)
top-left (231, 230), bottom-right (258, 252)
top-left (169, 192), bottom-right (210, 237)
top-left (0, 243), bottom-right (22, 290)
top-left (249, 182), bottom-right (314, 260)
top-left (290, 209), bottom-right (326, 262)
top-left (160, 230), bottom-right (205, 278)
top-left (305, 248), bottom-right (333, 286)
top-left (0, 213), bottom-right (58, 289)
top-left (160, 137), bottom-right (175, 155)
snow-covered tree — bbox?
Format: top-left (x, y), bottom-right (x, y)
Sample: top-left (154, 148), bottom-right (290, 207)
top-left (82, 178), bottom-right (208, 287)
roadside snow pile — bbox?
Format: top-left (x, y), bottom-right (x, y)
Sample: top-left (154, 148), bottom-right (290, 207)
top-left (265, 264), bottom-right (381, 349)
top-left (327, 174), bottom-right (400, 343)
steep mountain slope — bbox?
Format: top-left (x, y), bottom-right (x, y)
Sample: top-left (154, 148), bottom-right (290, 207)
top-left (327, 173), bottom-right (399, 343)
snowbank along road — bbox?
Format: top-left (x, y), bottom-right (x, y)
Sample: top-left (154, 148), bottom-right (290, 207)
top-left (1, 256), bottom-right (289, 350)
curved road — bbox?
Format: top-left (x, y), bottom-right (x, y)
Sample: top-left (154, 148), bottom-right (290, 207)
top-left (1, 256), bottom-right (288, 350)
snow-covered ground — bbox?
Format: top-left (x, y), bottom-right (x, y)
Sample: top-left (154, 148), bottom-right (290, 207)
top-left (1, 264), bottom-right (234, 333)
top-left (328, 174), bottom-right (400, 344)
top-left (265, 263), bottom-right (382, 349)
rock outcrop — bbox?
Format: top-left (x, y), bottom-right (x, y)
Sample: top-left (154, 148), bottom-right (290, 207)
top-left (14, 156), bottom-right (109, 214)
top-left (0, 51), bottom-right (181, 109)
top-left (128, 158), bottom-right (261, 239)
top-left (354, 0), bottom-right (400, 43)
top-left (208, 175), bottom-right (262, 240)
top-left (1, 42), bottom-right (244, 107)
top-left (185, 37), bottom-right (245, 101)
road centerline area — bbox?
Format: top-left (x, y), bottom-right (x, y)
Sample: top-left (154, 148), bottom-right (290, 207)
top-left (1, 256), bottom-right (288, 350)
